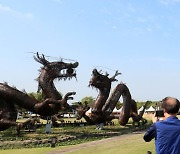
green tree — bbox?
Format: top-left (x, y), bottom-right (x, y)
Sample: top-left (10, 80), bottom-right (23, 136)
top-left (28, 91), bottom-right (45, 101)
top-left (81, 96), bottom-right (95, 107)
top-left (116, 101), bottom-right (123, 109)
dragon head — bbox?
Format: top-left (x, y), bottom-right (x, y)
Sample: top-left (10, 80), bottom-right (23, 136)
top-left (34, 52), bottom-right (79, 80)
top-left (89, 69), bottom-right (121, 90)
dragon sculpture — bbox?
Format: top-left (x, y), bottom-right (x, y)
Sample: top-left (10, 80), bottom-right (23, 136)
top-left (16, 116), bottom-right (41, 136)
top-left (0, 52), bottom-right (78, 131)
top-left (76, 69), bottom-right (147, 126)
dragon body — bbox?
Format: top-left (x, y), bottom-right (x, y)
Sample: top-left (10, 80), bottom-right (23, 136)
top-left (77, 69), bottom-right (147, 126)
top-left (0, 53), bottom-right (78, 131)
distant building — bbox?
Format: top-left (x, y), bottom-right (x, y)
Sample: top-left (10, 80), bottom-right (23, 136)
top-left (145, 106), bottom-right (155, 114)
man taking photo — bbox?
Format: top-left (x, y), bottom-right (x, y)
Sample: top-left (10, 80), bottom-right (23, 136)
top-left (144, 97), bottom-right (180, 154)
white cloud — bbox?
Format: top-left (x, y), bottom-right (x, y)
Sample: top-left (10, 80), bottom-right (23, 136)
top-left (158, 0), bottom-right (180, 5)
top-left (0, 4), bottom-right (33, 19)
top-left (0, 4), bottom-right (11, 12)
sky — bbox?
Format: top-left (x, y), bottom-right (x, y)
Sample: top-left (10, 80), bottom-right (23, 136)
top-left (0, 0), bottom-right (180, 103)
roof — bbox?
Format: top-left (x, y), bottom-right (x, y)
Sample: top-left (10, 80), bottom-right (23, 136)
top-left (113, 107), bottom-right (119, 112)
top-left (145, 106), bottom-right (155, 112)
top-left (86, 107), bottom-right (92, 113)
top-left (138, 106), bottom-right (144, 112)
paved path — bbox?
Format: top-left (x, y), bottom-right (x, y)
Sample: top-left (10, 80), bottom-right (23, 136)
top-left (48, 131), bottom-right (145, 154)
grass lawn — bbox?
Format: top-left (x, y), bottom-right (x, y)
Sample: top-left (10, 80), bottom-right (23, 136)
top-left (0, 133), bottom-right (155, 154)
top-left (0, 114), bottom-right (155, 153)
top-left (0, 147), bottom-right (52, 154)
top-left (66, 133), bottom-right (155, 154)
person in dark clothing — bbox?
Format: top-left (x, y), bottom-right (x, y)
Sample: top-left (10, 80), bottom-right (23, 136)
top-left (144, 97), bottom-right (180, 154)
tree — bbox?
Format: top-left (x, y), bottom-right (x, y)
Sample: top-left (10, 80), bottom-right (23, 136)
top-left (28, 91), bottom-right (45, 101)
top-left (81, 96), bottom-right (95, 107)
top-left (116, 101), bottom-right (123, 109)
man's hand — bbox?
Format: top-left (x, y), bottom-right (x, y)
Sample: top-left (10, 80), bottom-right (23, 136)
top-left (152, 113), bottom-right (158, 123)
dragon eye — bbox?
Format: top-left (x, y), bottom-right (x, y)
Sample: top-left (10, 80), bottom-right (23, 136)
top-left (67, 68), bottom-right (74, 74)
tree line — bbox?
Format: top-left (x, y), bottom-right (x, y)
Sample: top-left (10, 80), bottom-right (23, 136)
top-left (13, 92), bottom-right (160, 113)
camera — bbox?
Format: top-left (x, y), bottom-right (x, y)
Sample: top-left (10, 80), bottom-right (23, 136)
top-left (155, 110), bottom-right (164, 117)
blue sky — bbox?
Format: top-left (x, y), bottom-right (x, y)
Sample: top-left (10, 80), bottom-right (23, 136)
top-left (0, 0), bottom-right (180, 102)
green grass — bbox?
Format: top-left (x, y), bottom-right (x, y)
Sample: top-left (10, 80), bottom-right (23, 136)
top-left (0, 115), bottom-right (154, 153)
top-left (0, 120), bottom-right (148, 149)
top-left (0, 133), bottom-right (155, 154)
top-left (67, 134), bottom-right (155, 154)
top-left (0, 147), bottom-right (52, 154)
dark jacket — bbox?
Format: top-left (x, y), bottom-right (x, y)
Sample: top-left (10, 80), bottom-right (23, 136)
top-left (144, 116), bottom-right (180, 154)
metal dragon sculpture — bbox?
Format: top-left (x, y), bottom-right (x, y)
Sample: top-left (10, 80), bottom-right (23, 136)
top-left (0, 52), bottom-right (78, 131)
top-left (77, 69), bottom-right (147, 126)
